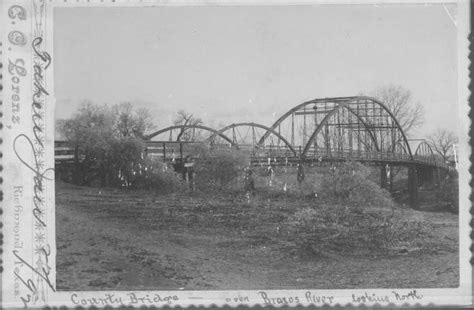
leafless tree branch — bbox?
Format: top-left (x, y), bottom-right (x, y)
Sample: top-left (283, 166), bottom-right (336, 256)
top-left (173, 110), bottom-right (203, 141)
top-left (427, 129), bottom-right (458, 161)
top-left (368, 84), bottom-right (424, 136)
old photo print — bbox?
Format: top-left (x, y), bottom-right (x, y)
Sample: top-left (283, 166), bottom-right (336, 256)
top-left (1, 0), bottom-right (471, 308)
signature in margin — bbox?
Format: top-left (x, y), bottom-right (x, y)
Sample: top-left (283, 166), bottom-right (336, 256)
top-left (13, 247), bottom-right (55, 308)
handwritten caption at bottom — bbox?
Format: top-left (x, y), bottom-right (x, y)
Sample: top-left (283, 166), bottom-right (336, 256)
top-left (352, 290), bottom-right (423, 304)
top-left (69, 289), bottom-right (423, 307)
top-left (257, 291), bottom-right (334, 306)
top-left (225, 289), bottom-right (423, 306)
top-left (71, 293), bottom-right (179, 307)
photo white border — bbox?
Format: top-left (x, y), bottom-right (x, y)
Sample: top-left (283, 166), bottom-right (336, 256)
top-left (1, 0), bottom-right (471, 308)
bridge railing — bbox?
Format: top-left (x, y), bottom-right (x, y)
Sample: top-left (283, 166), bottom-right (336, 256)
top-left (304, 147), bottom-right (451, 169)
top-left (145, 141), bottom-right (236, 162)
top-left (54, 141), bottom-right (76, 162)
top-left (253, 145), bottom-right (295, 158)
top-left (304, 148), bottom-right (412, 162)
top-left (412, 154), bottom-right (450, 169)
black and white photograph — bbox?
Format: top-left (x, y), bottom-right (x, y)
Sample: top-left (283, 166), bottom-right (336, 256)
top-left (54, 4), bottom-right (460, 290)
top-left (1, 0), bottom-right (471, 308)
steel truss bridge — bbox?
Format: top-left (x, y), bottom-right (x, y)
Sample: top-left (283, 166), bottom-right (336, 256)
top-left (55, 96), bottom-right (454, 207)
top-left (145, 97), bottom-right (448, 169)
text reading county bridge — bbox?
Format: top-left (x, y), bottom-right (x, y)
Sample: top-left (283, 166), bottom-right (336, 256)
top-left (56, 96), bottom-right (453, 207)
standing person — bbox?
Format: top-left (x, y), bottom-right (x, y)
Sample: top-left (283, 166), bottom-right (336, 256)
top-left (297, 162), bottom-right (305, 183)
top-left (244, 165), bottom-right (255, 197)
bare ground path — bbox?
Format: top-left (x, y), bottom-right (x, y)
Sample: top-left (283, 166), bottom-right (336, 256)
top-left (56, 182), bottom-right (459, 290)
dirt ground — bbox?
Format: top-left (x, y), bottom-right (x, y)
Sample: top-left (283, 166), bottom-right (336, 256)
top-left (56, 178), bottom-right (459, 291)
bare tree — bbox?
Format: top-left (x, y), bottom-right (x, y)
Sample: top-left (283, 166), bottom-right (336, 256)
top-left (427, 129), bottom-right (458, 162)
top-left (173, 110), bottom-right (203, 141)
top-left (134, 107), bottom-right (156, 137)
top-left (368, 85), bottom-right (424, 135)
top-left (115, 102), bottom-right (156, 139)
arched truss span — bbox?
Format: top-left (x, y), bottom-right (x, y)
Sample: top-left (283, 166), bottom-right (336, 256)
top-left (414, 141), bottom-right (437, 166)
top-left (146, 125), bottom-right (235, 146)
top-left (259, 96), bottom-right (413, 159)
top-left (216, 122), bottom-right (297, 156)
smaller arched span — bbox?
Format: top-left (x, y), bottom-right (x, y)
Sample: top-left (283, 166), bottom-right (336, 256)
top-left (217, 122), bottom-right (297, 156)
top-left (414, 141), bottom-right (437, 166)
top-left (146, 125), bottom-right (235, 146)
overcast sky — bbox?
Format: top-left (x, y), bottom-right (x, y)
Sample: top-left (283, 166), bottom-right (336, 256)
top-left (54, 4), bottom-right (458, 138)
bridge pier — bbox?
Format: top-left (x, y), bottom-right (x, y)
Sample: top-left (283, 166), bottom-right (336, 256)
top-left (380, 165), bottom-right (393, 191)
top-left (380, 165), bottom-right (388, 189)
top-left (72, 144), bottom-right (82, 185)
top-left (408, 165), bottom-right (419, 209)
top-left (417, 166), bottom-right (438, 187)
top-left (389, 166), bottom-right (393, 192)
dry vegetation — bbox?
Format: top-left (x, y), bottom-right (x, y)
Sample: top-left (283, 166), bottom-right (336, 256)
top-left (56, 155), bottom-right (459, 290)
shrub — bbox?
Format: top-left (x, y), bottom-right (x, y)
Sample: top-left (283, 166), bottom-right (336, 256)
top-left (63, 134), bottom-right (184, 193)
top-left (57, 101), bottom-right (156, 187)
top-left (252, 166), bottom-right (322, 199)
top-left (191, 146), bottom-right (249, 191)
top-left (109, 136), bottom-right (145, 186)
top-left (280, 205), bottom-right (430, 256)
top-left (320, 162), bottom-right (394, 209)
top-left (436, 171), bottom-right (459, 213)
top-left (127, 157), bottom-right (184, 193)
top-left (277, 163), bottom-right (431, 256)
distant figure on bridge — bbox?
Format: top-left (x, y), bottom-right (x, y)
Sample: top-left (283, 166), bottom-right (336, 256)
top-left (243, 166), bottom-right (255, 198)
top-left (297, 163), bottom-right (305, 183)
